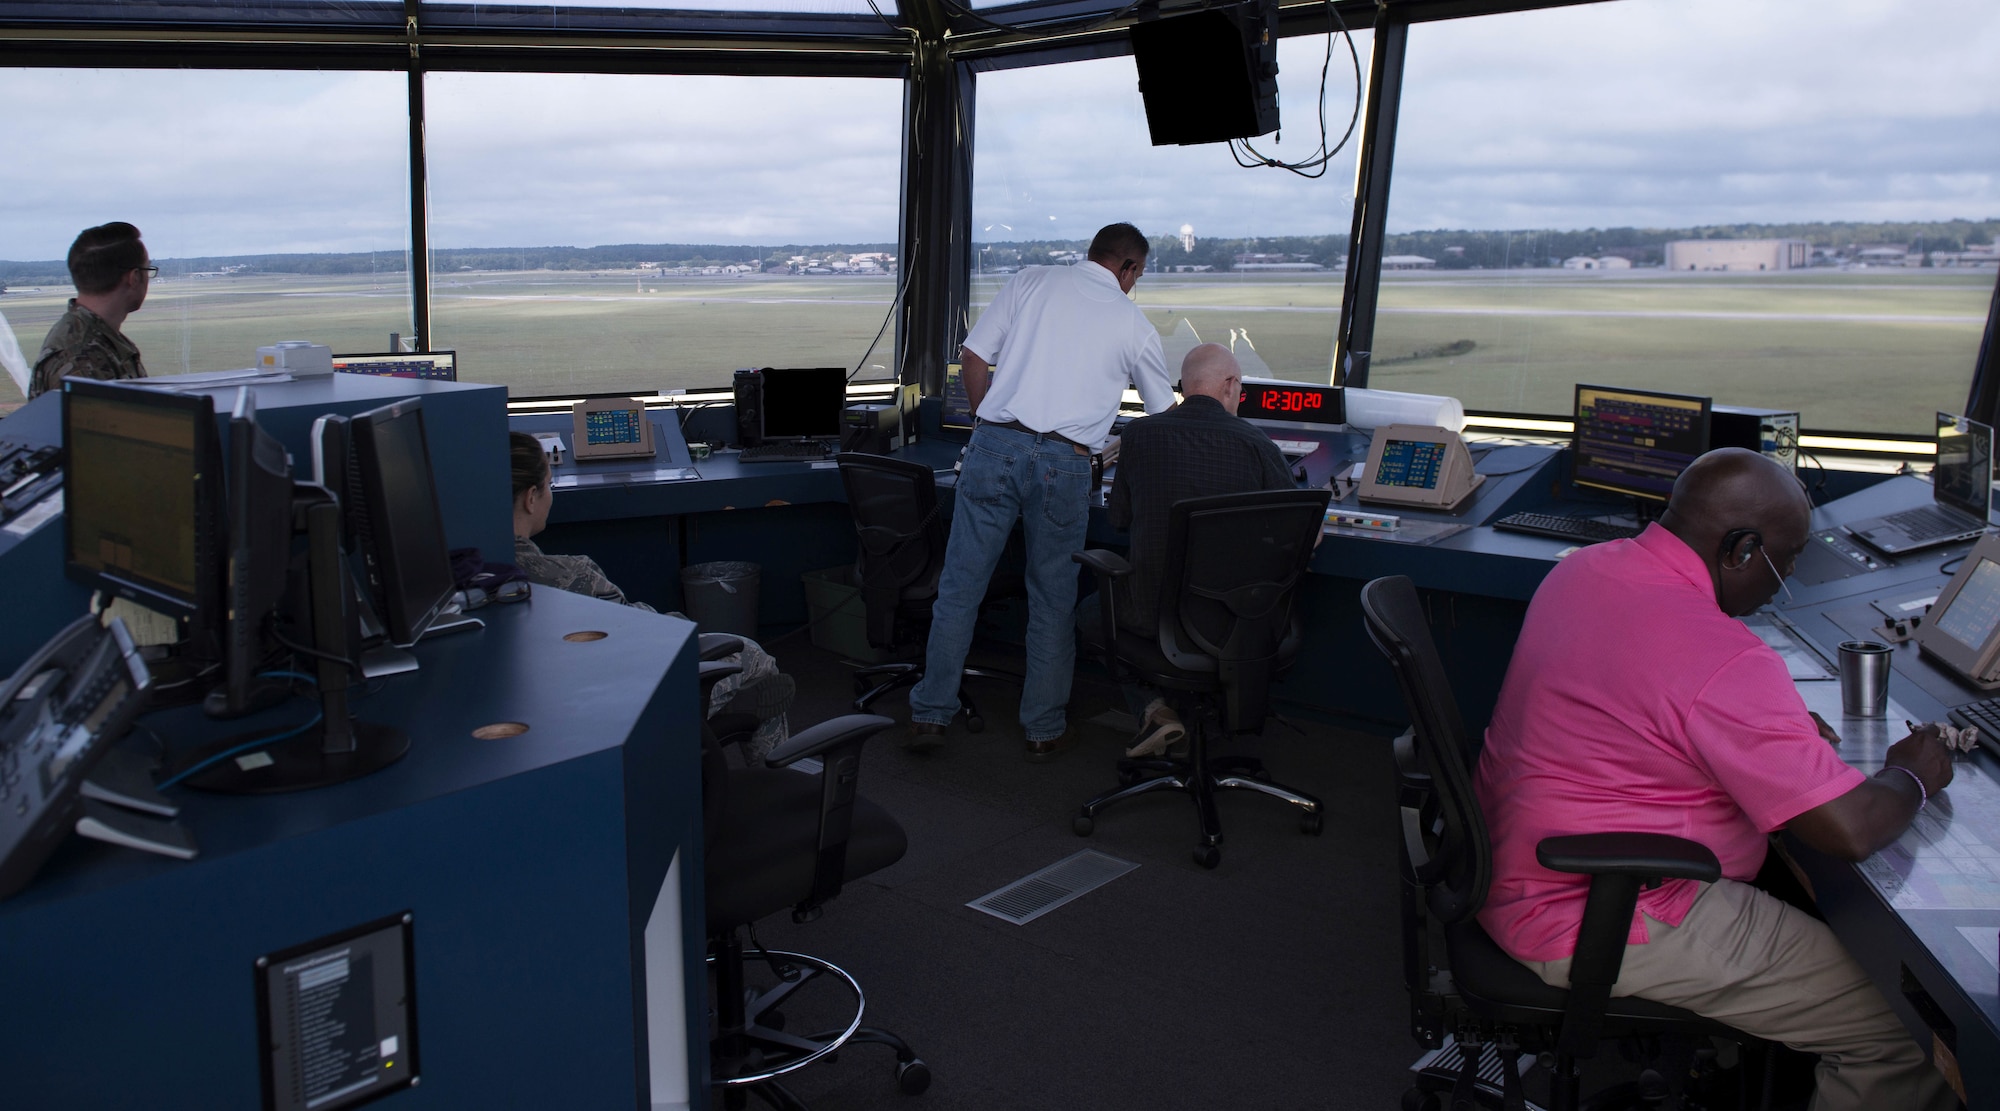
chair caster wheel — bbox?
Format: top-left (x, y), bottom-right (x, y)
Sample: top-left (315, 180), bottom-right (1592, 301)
top-left (1193, 844), bottom-right (1220, 869)
top-left (1300, 811), bottom-right (1323, 836)
top-left (964, 715), bottom-right (984, 733)
top-left (896, 1058), bottom-right (932, 1095)
top-left (1073, 813), bottom-right (1095, 836)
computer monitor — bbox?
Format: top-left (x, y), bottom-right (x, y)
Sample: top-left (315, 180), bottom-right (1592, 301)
top-left (206, 388), bottom-right (302, 719)
top-left (345, 399), bottom-right (457, 648)
top-left (942, 363), bottom-right (976, 430)
top-left (759, 367), bottom-right (847, 442)
top-left (331, 351), bottom-right (457, 382)
top-left (1572, 383), bottom-right (1713, 503)
top-left (61, 379), bottom-right (224, 636)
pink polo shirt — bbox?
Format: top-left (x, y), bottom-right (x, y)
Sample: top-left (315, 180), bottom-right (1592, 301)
top-left (1474, 524), bottom-right (1863, 963)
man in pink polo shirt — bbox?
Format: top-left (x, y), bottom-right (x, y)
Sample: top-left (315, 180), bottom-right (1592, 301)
top-left (1476, 448), bottom-right (1956, 1110)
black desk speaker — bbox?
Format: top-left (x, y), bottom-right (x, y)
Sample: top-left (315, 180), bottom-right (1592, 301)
top-left (733, 368), bottom-right (763, 448)
top-left (1130, 1), bottom-right (1280, 147)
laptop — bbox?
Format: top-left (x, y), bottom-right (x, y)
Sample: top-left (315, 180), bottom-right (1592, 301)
top-left (1844, 412), bottom-right (1994, 557)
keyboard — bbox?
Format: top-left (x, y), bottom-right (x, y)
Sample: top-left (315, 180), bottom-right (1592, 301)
top-left (0, 439), bottom-right (62, 524)
top-left (1491, 512), bottom-right (1641, 545)
top-left (1948, 699), bottom-right (2000, 759)
top-left (1881, 505), bottom-right (1972, 543)
top-left (738, 440), bottom-right (831, 463)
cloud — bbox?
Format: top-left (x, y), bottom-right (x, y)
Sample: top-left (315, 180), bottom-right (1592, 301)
top-left (1386, 0), bottom-right (2000, 230)
top-left (2, 0), bottom-right (1994, 261)
top-left (424, 72), bottom-right (902, 248)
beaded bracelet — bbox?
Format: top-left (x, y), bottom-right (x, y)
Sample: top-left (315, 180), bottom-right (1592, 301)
top-left (1881, 765), bottom-right (1928, 812)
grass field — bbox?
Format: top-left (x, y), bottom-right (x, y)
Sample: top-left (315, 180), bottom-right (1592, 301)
top-left (2, 267), bottom-right (1989, 433)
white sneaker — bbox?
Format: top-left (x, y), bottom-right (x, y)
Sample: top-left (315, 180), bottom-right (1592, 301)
top-left (1126, 703), bottom-right (1186, 758)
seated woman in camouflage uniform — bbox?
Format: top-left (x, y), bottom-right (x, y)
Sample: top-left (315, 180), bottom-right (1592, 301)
top-left (510, 431), bottom-right (793, 760)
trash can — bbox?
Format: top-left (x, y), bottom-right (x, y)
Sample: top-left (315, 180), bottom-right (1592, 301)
top-left (679, 560), bottom-right (761, 637)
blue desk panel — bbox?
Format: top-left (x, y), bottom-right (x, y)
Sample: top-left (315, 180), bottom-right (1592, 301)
top-left (0, 542), bottom-right (707, 1110)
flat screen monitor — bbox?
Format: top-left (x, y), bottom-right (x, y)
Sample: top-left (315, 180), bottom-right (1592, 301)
top-left (347, 399), bottom-right (456, 647)
top-left (332, 351), bottom-right (457, 382)
top-left (942, 363), bottom-right (976, 430)
top-left (61, 379), bottom-right (223, 624)
top-left (759, 367), bottom-right (847, 441)
top-left (1572, 384), bottom-right (1712, 503)
top-left (210, 388), bottom-right (299, 718)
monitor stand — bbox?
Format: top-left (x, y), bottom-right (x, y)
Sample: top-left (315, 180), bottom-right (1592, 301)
top-left (183, 492), bottom-right (410, 795)
top-left (359, 614), bottom-right (485, 679)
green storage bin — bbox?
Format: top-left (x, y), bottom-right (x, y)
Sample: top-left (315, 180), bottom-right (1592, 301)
top-left (801, 565), bottom-right (887, 663)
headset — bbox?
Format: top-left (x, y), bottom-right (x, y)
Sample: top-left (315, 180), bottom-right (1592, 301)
top-left (1719, 527), bottom-right (1794, 603)
top-left (1718, 528), bottom-right (1763, 569)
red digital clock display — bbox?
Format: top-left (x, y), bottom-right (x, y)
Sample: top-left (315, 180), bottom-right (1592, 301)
top-left (1239, 383), bottom-right (1342, 425)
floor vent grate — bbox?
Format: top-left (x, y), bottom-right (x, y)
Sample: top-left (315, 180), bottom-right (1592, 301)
top-left (966, 849), bottom-right (1138, 925)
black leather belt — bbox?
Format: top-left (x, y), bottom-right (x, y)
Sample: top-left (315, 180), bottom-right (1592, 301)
top-left (980, 419), bottom-right (1091, 455)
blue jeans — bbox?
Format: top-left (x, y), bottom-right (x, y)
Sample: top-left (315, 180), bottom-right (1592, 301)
top-left (910, 424), bottom-right (1093, 742)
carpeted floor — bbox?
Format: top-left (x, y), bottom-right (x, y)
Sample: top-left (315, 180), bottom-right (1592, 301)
top-left (726, 630), bottom-right (1420, 1110)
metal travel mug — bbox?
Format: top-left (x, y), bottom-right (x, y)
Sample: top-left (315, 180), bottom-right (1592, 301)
top-left (1837, 640), bottom-right (1892, 717)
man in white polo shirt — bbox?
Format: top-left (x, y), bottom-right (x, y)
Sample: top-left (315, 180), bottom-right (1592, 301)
top-left (907, 222), bottom-right (1177, 760)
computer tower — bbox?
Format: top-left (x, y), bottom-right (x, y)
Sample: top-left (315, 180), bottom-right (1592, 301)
top-left (733, 368), bottom-right (763, 448)
top-left (1129, 0), bottom-right (1280, 147)
top-left (1711, 405), bottom-right (1800, 472)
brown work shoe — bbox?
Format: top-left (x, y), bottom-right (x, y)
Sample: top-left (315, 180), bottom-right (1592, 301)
top-left (1024, 728), bottom-right (1078, 763)
top-left (902, 721), bottom-right (947, 753)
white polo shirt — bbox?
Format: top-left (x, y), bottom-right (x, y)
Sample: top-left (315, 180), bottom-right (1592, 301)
top-left (961, 260), bottom-right (1174, 449)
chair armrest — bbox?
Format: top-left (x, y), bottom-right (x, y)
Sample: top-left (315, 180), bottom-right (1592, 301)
top-left (699, 633), bottom-right (746, 661)
top-left (699, 660), bottom-right (742, 701)
top-left (1536, 833), bottom-right (1721, 882)
top-left (1072, 549), bottom-right (1131, 679)
top-left (1537, 832), bottom-right (1720, 1059)
top-left (1071, 549), bottom-right (1132, 579)
top-left (762, 713), bottom-right (897, 922)
top-left (765, 713), bottom-right (897, 767)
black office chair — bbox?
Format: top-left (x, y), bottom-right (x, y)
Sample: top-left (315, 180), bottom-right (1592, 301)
top-left (1070, 488), bottom-right (1330, 868)
top-left (697, 655), bottom-right (930, 1110)
top-left (1358, 575), bottom-right (1771, 1111)
top-left (835, 452), bottom-right (1018, 730)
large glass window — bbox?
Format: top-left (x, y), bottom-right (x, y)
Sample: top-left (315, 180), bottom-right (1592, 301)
top-left (424, 72), bottom-right (903, 397)
top-left (0, 68), bottom-right (412, 412)
top-left (971, 25), bottom-right (1371, 384)
top-left (1371, 0), bottom-right (2000, 433)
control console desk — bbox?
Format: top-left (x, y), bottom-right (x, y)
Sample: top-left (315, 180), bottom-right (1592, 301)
top-left (0, 588), bottom-right (708, 1110)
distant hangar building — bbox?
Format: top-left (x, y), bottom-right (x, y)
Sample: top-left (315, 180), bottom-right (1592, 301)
top-left (1665, 238), bottom-right (1810, 271)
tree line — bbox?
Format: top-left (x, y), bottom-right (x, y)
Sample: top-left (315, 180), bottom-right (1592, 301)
top-left (2, 219), bottom-right (1991, 285)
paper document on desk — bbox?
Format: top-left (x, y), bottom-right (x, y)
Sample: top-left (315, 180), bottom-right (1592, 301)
top-left (1321, 518), bottom-right (1467, 546)
top-left (1739, 613), bottom-right (1836, 679)
top-left (1858, 765), bottom-right (2000, 911)
top-left (552, 467), bottom-right (699, 489)
top-left (1957, 926), bottom-right (2000, 973)
top-left (134, 368), bottom-right (294, 389)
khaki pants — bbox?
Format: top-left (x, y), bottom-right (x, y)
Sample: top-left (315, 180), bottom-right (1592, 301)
top-left (1528, 878), bottom-right (1955, 1111)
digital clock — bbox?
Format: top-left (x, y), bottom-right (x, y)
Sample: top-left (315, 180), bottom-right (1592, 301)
top-left (1237, 379), bottom-right (1345, 427)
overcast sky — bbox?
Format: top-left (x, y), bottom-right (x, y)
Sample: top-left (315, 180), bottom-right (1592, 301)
top-left (1, 0), bottom-right (1995, 261)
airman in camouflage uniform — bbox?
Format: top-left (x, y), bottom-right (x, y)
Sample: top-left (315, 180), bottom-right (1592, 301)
top-left (512, 533), bottom-right (793, 760)
top-left (29, 221), bottom-right (152, 398)
top-left (512, 534), bottom-right (655, 612)
top-left (30, 300), bottom-right (146, 397)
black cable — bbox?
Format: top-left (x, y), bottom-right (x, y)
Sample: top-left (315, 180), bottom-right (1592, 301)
top-left (1941, 555), bottom-right (1968, 578)
top-left (851, 246), bottom-right (922, 383)
top-left (269, 621), bottom-right (362, 676)
top-left (860, 0), bottom-right (906, 34)
top-left (1227, 0), bottom-right (1362, 178)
